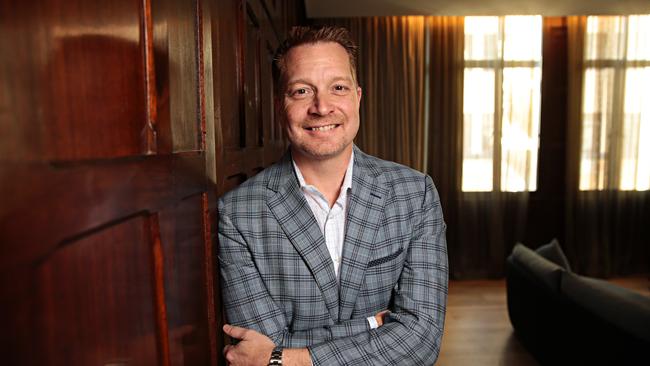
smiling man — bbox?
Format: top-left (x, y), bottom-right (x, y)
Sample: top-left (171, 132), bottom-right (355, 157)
top-left (218, 26), bottom-right (448, 366)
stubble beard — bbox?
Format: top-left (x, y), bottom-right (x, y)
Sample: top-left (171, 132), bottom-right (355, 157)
top-left (288, 117), bottom-right (357, 161)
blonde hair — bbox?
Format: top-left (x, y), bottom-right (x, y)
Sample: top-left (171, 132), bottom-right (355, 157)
top-left (273, 26), bottom-right (358, 94)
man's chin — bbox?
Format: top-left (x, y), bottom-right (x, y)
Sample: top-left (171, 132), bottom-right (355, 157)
top-left (291, 144), bottom-right (352, 162)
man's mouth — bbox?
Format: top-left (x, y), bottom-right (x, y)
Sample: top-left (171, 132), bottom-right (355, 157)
top-left (305, 124), bottom-right (338, 132)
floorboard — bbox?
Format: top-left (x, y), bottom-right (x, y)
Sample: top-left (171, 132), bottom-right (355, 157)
top-left (436, 277), bottom-right (649, 366)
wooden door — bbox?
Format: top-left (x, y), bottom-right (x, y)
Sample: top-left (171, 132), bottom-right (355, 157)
top-left (0, 0), bottom-right (218, 364)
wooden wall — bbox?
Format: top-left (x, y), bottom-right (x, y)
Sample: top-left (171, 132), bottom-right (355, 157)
top-left (212, 0), bottom-right (300, 194)
top-left (0, 0), bottom-right (303, 364)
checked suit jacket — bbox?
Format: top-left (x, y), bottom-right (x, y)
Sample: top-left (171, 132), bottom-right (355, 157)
top-left (218, 146), bottom-right (448, 365)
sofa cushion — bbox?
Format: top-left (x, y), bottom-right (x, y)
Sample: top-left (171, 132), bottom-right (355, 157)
top-left (535, 238), bottom-right (571, 271)
top-left (510, 243), bottom-right (566, 292)
top-left (561, 272), bottom-right (650, 342)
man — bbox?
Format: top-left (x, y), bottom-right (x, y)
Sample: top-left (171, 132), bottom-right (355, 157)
top-left (218, 26), bottom-right (448, 366)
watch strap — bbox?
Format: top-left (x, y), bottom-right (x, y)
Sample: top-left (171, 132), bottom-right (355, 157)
top-left (268, 346), bottom-right (283, 366)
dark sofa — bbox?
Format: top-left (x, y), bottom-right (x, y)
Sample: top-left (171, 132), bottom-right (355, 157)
top-left (506, 239), bottom-right (650, 365)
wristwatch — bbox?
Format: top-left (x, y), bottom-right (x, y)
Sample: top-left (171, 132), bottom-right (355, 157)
top-left (268, 346), bottom-right (283, 365)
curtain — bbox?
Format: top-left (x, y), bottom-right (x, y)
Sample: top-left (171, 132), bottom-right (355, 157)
top-left (566, 16), bottom-right (650, 277)
top-left (320, 17), bottom-right (428, 170)
top-left (425, 17), bottom-right (465, 278)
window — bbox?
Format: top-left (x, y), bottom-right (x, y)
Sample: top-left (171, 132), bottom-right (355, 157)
top-left (580, 15), bottom-right (650, 191)
top-left (462, 16), bottom-right (542, 192)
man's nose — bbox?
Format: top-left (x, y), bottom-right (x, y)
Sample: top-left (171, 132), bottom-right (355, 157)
top-left (308, 92), bottom-right (334, 116)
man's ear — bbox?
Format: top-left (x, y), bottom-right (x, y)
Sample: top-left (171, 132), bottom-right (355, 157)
top-left (357, 86), bottom-right (362, 102)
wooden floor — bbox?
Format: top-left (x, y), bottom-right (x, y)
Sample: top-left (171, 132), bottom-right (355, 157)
top-left (436, 277), bottom-right (650, 366)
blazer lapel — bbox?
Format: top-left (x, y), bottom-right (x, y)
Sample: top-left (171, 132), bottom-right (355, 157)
top-left (267, 152), bottom-right (340, 321)
top-left (338, 148), bottom-right (388, 320)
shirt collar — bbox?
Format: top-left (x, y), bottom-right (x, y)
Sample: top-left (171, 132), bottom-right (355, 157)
top-left (292, 150), bottom-right (355, 193)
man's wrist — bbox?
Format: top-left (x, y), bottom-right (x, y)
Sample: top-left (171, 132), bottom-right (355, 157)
top-left (282, 348), bottom-right (312, 366)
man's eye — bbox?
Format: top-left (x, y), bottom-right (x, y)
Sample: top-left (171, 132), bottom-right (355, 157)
top-left (333, 85), bottom-right (349, 93)
top-left (290, 88), bottom-right (311, 98)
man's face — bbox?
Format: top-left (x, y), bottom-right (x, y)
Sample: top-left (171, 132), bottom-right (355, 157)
top-left (280, 41), bottom-right (361, 162)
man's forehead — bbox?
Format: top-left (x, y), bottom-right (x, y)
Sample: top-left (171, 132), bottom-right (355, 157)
top-left (283, 42), bottom-right (355, 82)
top-left (285, 42), bottom-right (349, 65)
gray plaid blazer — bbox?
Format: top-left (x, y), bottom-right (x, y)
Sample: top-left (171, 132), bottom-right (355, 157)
top-left (218, 146), bottom-right (448, 365)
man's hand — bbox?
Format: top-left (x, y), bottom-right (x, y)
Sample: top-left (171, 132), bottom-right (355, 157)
top-left (223, 324), bottom-right (275, 366)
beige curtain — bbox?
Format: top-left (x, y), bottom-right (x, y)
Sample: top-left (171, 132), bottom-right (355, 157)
top-left (566, 15), bottom-right (650, 276)
top-left (425, 17), bottom-right (467, 277)
top-left (321, 17), bottom-right (428, 170)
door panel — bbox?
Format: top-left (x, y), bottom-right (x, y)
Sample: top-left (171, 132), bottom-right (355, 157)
top-left (36, 215), bottom-right (158, 365)
top-left (0, 0), bottom-right (216, 365)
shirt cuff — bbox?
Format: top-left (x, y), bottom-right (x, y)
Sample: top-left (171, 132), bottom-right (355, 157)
top-left (367, 315), bottom-right (379, 329)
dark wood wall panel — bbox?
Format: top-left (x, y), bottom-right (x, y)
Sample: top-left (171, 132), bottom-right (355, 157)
top-left (245, 5), bottom-right (263, 148)
top-left (35, 215), bottom-right (158, 365)
top-left (0, 152), bottom-right (206, 269)
top-left (39, 1), bottom-right (145, 161)
top-left (213, 0), bottom-right (244, 150)
top-left (1, 0), bottom-right (219, 364)
top-left (152, 0), bottom-right (200, 154)
top-left (159, 194), bottom-right (211, 365)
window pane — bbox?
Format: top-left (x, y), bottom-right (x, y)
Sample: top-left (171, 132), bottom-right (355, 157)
top-left (501, 67), bottom-right (541, 191)
top-left (463, 68), bottom-right (494, 191)
top-left (503, 16), bottom-right (542, 61)
top-left (464, 16), bottom-right (499, 61)
top-left (621, 67), bottom-right (650, 190)
top-left (585, 16), bottom-right (625, 60)
top-left (462, 16), bottom-right (542, 193)
top-left (627, 15), bottom-right (650, 61)
top-left (580, 68), bottom-right (615, 190)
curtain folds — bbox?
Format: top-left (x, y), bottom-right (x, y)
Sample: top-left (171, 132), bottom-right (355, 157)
top-left (425, 17), bottom-right (465, 278)
top-left (323, 17), bottom-right (428, 170)
top-left (566, 16), bottom-right (650, 277)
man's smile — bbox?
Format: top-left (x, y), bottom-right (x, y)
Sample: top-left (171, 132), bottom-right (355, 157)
top-left (304, 124), bottom-right (340, 132)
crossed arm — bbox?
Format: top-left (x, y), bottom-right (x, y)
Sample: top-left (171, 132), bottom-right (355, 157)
top-left (221, 312), bottom-right (389, 366)
top-left (218, 176), bottom-right (448, 365)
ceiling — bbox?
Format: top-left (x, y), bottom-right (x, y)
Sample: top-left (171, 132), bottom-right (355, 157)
top-left (305, 0), bottom-right (650, 18)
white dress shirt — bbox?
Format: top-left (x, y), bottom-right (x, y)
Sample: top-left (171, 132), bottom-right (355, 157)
top-left (292, 152), bottom-right (354, 280)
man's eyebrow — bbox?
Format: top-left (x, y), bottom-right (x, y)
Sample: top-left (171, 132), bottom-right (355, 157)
top-left (287, 76), bottom-right (354, 87)
top-left (286, 79), bottom-right (313, 87)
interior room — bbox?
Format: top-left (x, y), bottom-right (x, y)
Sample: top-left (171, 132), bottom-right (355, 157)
top-left (1, 0), bottom-right (648, 364)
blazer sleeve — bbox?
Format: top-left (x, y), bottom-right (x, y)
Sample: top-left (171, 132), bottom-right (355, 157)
top-left (218, 204), bottom-right (371, 346)
top-left (307, 175), bottom-right (448, 365)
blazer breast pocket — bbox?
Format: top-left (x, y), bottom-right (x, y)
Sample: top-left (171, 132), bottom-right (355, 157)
top-left (367, 247), bottom-right (404, 268)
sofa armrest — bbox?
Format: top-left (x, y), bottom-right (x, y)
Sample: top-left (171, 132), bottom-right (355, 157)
top-left (561, 272), bottom-right (650, 343)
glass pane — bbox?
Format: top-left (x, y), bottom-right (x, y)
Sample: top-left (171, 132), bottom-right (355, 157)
top-left (464, 16), bottom-right (499, 61)
top-left (503, 16), bottom-right (542, 62)
top-left (621, 67), bottom-right (650, 190)
top-left (501, 67), bottom-right (542, 192)
top-left (463, 68), bottom-right (495, 191)
top-left (627, 15), bottom-right (650, 61)
top-left (585, 16), bottom-right (626, 60)
top-left (580, 68), bottom-right (615, 190)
